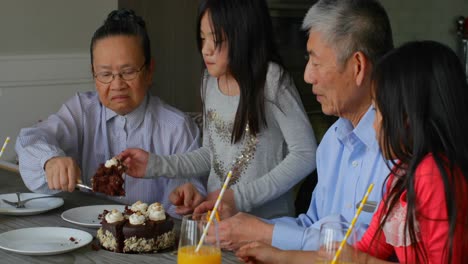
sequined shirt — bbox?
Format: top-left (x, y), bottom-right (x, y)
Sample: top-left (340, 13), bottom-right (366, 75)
top-left (146, 63), bottom-right (317, 218)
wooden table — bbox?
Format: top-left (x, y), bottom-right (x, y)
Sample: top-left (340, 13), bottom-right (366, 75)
top-left (0, 169), bottom-right (240, 263)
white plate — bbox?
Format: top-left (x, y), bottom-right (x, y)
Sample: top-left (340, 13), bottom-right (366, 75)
top-left (0, 227), bottom-right (92, 255)
top-left (61, 204), bottom-right (126, 228)
top-left (0, 193), bottom-right (64, 216)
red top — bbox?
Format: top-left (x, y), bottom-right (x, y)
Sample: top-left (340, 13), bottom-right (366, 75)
top-left (356, 154), bottom-right (468, 263)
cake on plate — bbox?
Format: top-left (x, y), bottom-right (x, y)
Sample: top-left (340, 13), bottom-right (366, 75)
top-left (96, 201), bottom-right (175, 253)
top-left (92, 157), bottom-right (126, 196)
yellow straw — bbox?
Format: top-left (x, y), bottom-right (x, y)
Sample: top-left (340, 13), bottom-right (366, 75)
top-left (331, 183), bottom-right (374, 264)
top-left (195, 170), bottom-right (232, 252)
top-left (0, 137), bottom-right (10, 159)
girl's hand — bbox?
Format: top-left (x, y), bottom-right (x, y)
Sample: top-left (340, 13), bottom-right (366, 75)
top-left (118, 148), bottom-right (149, 178)
top-left (169, 183), bottom-right (205, 215)
top-left (236, 241), bottom-right (284, 264)
top-left (194, 189), bottom-right (238, 220)
top-left (194, 199), bottom-right (237, 220)
top-left (237, 242), bottom-right (320, 264)
top-left (205, 188), bottom-right (238, 215)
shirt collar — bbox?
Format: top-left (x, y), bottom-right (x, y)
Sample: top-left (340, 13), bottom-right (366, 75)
top-left (335, 105), bottom-right (378, 151)
top-left (105, 95), bottom-right (148, 127)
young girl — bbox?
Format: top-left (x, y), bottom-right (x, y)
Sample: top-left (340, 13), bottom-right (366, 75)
top-left (355, 40), bottom-right (468, 263)
top-left (237, 41), bottom-right (468, 263)
top-left (120, 0), bottom-right (317, 219)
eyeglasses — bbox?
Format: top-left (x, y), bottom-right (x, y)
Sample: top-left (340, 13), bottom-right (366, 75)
top-left (93, 64), bottom-right (146, 84)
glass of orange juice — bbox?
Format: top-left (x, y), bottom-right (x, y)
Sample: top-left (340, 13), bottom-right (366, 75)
top-left (177, 213), bottom-right (221, 264)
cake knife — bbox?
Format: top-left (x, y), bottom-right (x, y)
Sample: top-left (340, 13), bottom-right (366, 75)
top-left (76, 183), bottom-right (93, 191)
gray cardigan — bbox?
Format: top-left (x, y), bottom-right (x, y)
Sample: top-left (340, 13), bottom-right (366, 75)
top-left (145, 63), bottom-right (317, 218)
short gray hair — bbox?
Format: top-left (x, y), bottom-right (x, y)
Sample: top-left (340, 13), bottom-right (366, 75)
top-left (302, 0), bottom-right (393, 66)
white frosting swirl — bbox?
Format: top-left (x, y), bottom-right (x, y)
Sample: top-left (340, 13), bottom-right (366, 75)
top-left (148, 202), bottom-right (166, 221)
top-left (129, 212), bottom-right (146, 225)
top-left (105, 209), bottom-right (124, 223)
top-left (131, 200), bottom-right (148, 213)
top-left (147, 202), bottom-right (163, 212)
top-left (105, 157), bottom-right (119, 168)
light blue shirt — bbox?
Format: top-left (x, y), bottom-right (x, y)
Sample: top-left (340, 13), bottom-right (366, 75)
top-left (270, 106), bottom-right (390, 250)
top-left (15, 91), bottom-right (206, 218)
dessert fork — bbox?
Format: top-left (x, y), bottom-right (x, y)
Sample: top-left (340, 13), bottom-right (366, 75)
top-left (2, 195), bottom-right (59, 208)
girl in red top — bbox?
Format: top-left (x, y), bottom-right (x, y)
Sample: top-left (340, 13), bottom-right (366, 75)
top-left (355, 40), bottom-right (468, 263)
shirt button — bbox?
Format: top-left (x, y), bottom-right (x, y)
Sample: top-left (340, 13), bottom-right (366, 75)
top-left (347, 203), bottom-right (352, 209)
top-left (352, 161), bottom-right (359, 167)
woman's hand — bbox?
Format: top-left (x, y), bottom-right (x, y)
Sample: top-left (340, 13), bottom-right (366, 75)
top-left (118, 148), bottom-right (149, 178)
top-left (44, 156), bottom-right (81, 192)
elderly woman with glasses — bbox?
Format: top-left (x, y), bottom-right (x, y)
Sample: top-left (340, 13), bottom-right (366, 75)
top-left (15, 9), bottom-right (206, 218)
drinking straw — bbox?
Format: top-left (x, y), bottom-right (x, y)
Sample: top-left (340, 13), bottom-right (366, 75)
top-left (195, 170), bottom-right (233, 252)
top-left (0, 137), bottom-right (10, 159)
top-left (331, 183), bottom-right (374, 264)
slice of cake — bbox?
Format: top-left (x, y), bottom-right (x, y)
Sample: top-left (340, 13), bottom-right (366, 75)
top-left (97, 209), bottom-right (126, 252)
top-left (96, 201), bottom-right (175, 253)
top-left (92, 157), bottom-right (126, 196)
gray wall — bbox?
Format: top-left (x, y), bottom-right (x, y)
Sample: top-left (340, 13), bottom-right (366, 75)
top-left (381, 0), bottom-right (468, 51)
top-left (119, 0), bottom-right (202, 113)
top-left (266, 0), bottom-right (468, 51)
top-left (0, 0), bottom-right (117, 164)
top-left (0, 0), bottom-right (117, 55)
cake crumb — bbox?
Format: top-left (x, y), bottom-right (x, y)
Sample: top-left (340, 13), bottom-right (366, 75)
top-left (91, 243), bottom-right (101, 251)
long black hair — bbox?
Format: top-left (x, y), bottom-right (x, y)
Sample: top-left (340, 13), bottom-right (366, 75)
top-left (196, 0), bottom-right (284, 143)
top-left (90, 9), bottom-right (151, 69)
top-left (373, 40), bottom-right (468, 263)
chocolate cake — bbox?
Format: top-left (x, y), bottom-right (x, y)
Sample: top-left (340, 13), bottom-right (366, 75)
top-left (96, 201), bottom-right (175, 253)
top-left (92, 157), bottom-right (126, 196)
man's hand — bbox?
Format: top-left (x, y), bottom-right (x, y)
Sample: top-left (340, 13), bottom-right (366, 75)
top-left (170, 183), bottom-right (205, 215)
top-left (202, 211), bottom-right (274, 251)
top-left (44, 156), bottom-right (81, 192)
top-left (195, 191), bottom-right (272, 251)
top-left (118, 148), bottom-right (149, 178)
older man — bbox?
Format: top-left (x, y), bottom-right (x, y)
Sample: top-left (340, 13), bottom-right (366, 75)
top-left (15, 9), bottom-right (206, 218)
top-left (196, 0), bottom-right (393, 251)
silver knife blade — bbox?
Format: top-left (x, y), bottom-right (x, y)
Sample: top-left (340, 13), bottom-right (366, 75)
top-left (76, 183), bottom-right (93, 191)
